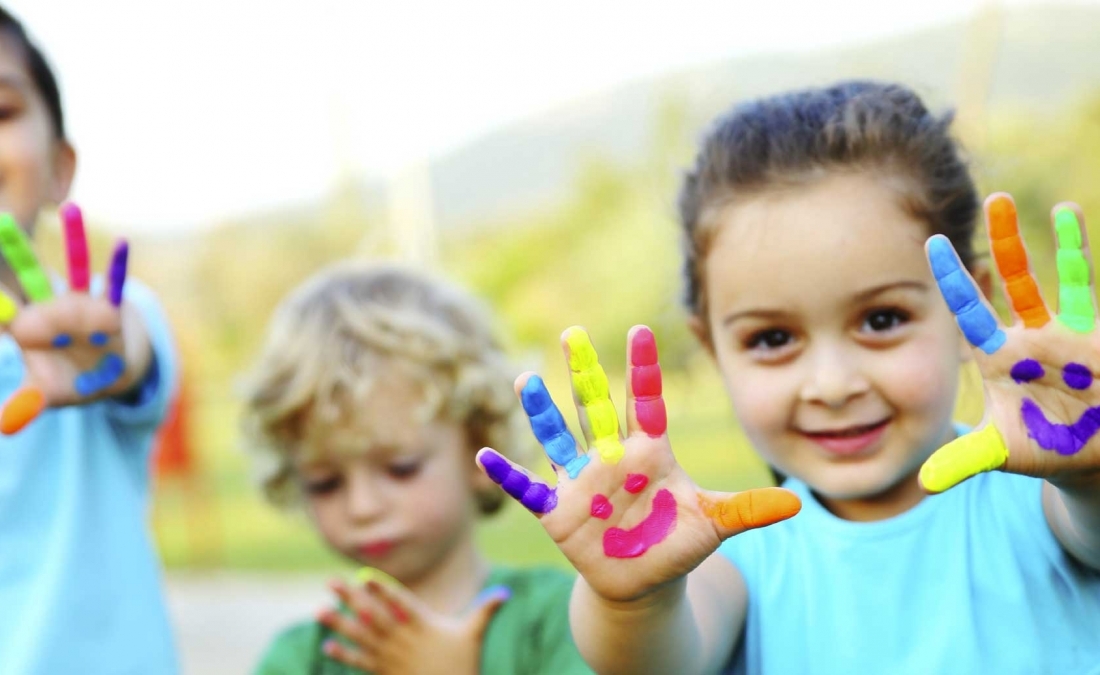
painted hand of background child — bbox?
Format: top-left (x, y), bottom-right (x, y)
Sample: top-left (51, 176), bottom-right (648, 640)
top-left (318, 577), bottom-right (510, 674)
top-left (921, 193), bottom-right (1100, 493)
top-left (0, 203), bottom-right (150, 434)
top-left (477, 326), bottom-right (801, 603)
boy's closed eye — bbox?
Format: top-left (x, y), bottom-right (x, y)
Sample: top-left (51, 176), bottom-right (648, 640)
top-left (386, 459), bottom-right (422, 480)
top-left (302, 473), bottom-right (343, 496)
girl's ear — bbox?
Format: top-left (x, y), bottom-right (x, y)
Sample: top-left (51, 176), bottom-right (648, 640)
top-left (48, 141), bottom-right (77, 203)
top-left (687, 314), bottom-right (716, 360)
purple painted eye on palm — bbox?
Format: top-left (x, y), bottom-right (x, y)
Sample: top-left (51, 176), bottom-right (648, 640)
top-left (1013, 359), bottom-right (1100, 455)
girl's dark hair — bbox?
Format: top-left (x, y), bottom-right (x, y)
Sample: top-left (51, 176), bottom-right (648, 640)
top-left (0, 8), bottom-right (65, 140)
top-left (678, 80), bottom-right (979, 320)
top-left (677, 81), bottom-right (981, 487)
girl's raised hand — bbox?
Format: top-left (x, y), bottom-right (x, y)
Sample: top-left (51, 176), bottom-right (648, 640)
top-left (0, 203), bottom-right (142, 434)
top-left (920, 193), bottom-right (1100, 492)
top-left (477, 326), bottom-right (800, 603)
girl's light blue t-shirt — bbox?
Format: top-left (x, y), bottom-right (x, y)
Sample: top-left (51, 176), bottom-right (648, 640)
top-left (718, 468), bottom-right (1100, 674)
top-left (0, 279), bottom-right (178, 675)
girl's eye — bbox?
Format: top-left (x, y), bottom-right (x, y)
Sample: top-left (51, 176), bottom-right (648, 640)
top-left (862, 309), bottom-right (909, 333)
top-left (746, 329), bottom-right (793, 351)
top-left (302, 475), bottom-right (343, 496)
top-left (387, 462), bottom-right (422, 480)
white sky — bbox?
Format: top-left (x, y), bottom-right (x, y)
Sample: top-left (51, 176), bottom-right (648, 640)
top-left (6, 0), bottom-right (1093, 234)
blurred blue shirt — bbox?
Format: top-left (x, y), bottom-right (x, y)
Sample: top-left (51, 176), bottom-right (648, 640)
top-left (0, 279), bottom-right (178, 675)
top-left (719, 463), bottom-right (1100, 674)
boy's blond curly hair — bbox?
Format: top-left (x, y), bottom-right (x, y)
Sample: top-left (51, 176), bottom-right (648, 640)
top-left (240, 261), bottom-right (529, 513)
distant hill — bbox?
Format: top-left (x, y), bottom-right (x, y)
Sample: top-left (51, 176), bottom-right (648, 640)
top-left (430, 3), bottom-right (1100, 230)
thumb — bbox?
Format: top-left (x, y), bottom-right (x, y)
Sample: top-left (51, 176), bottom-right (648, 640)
top-left (698, 487), bottom-right (802, 540)
top-left (462, 585), bottom-right (511, 638)
top-left (919, 423), bottom-right (1008, 494)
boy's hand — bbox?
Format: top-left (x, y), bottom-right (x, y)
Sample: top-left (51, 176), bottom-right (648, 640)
top-left (920, 194), bottom-right (1100, 492)
top-left (0, 203), bottom-right (148, 434)
top-left (477, 326), bottom-right (800, 603)
top-left (318, 577), bottom-right (510, 674)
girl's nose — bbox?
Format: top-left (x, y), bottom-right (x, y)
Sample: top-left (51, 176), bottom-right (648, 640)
top-left (798, 343), bottom-right (870, 409)
top-left (346, 470), bottom-right (386, 521)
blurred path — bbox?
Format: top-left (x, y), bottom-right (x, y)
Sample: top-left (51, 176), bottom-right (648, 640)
top-left (166, 573), bottom-right (329, 675)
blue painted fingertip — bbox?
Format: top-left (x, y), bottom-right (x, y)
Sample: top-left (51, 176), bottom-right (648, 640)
top-left (521, 376), bottom-right (586, 478)
top-left (928, 236), bottom-right (1005, 354)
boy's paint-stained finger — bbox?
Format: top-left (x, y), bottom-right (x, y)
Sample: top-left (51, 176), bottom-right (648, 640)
top-left (0, 214), bottom-right (52, 303)
top-left (927, 236), bottom-right (1005, 354)
top-left (564, 327), bottom-right (624, 464)
top-left (107, 241), bottom-right (129, 307)
top-left (520, 374), bottom-right (588, 478)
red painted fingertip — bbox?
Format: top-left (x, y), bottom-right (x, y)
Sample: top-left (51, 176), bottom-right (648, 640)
top-left (630, 328), bottom-right (666, 436)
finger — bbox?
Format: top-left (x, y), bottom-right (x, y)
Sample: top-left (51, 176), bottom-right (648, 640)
top-left (317, 608), bottom-right (373, 648)
top-left (697, 488), bottom-right (802, 539)
top-left (986, 194), bottom-right (1050, 328)
top-left (0, 288), bottom-right (18, 324)
top-left (0, 214), bottom-right (52, 302)
top-left (563, 326), bottom-right (624, 464)
top-left (518, 373), bottom-right (587, 479)
top-left (476, 448), bottom-right (557, 514)
top-left (60, 203), bottom-right (90, 293)
top-left (331, 580), bottom-right (393, 638)
top-left (322, 639), bottom-right (376, 672)
top-left (1052, 205), bottom-right (1095, 333)
top-left (918, 423), bottom-right (1008, 493)
top-left (927, 235), bottom-right (1006, 354)
top-left (625, 325), bottom-right (666, 438)
top-left (463, 585), bottom-right (511, 639)
top-left (9, 294), bottom-right (120, 350)
top-left (107, 240), bottom-right (129, 307)
top-left (365, 578), bottom-right (416, 625)
top-left (0, 386), bottom-right (46, 434)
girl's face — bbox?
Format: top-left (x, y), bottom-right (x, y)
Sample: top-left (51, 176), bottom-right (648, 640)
top-left (296, 373), bottom-right (487, 584)
top-left (0, 32), bottom-right (74, 231)
top-left (699, 171), bottom-right (971, 521)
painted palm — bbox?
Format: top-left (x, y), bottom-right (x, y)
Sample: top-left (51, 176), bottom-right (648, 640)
top-left (477, 326), bottom-right (800, 602)
top-left (0, 203), bottom-right (129, 434)
top-left (921, 194), bottom-right (1100, 492)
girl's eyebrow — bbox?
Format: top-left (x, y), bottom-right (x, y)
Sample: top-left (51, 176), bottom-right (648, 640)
top-left (853, 280), bottom-right (928, 302)
top-left (722, 308), bottom-right (791, 327)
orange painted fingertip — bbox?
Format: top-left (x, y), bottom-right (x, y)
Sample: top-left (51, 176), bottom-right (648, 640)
top-left (987, 194), bottom-right (1018, 238)
top-left (701, 488), bottom-right (802, 531)
top-left (0, 387), bottom-right (45, 435)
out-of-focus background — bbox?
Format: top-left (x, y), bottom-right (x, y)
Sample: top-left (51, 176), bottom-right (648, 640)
top-left (9, 0), bottom-right (1100, 672)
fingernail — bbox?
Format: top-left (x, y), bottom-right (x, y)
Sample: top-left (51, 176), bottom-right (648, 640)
top-left (322, 639), bottom-right (337, 656)
top-left (390, 602), bottom-right (409, 624)
top-left (358, 610), bottom-right (371, 625)
top-left (474, 584), bottom-right (512, 604)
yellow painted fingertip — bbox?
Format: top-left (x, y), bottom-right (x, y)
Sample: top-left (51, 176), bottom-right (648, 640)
top-left (0, 291), bottom-right (17, 323)
top-left (919, 424), bottom-right (1008, 494)
top-left (355, 566), bottom-right (402, 589)
top-left (0, 387), bottom-right (45, 435)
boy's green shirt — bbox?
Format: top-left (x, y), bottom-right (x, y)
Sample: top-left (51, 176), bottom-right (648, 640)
top-left (254, 566), bottom-right (594, 675)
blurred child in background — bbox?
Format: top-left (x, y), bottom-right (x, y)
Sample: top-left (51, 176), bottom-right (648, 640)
top-left (0, 7), bottom-right (180, 674)
top-left (242, 261), bottom-right (593, 674)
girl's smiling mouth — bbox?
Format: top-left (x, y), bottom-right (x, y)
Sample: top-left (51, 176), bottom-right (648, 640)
top-left (800, 418), bottom-right (891, 457)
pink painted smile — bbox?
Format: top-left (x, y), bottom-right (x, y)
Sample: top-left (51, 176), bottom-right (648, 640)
top-left (602, 488), bottom-right (677, 559)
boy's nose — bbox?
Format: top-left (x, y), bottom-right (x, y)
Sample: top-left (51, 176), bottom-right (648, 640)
top-left (798, 344), bottom-right (870, 409)
top-left (346, 472), bottom-right (386, 521)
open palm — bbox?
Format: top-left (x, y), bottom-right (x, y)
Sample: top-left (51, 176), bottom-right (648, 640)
top-left (0, 203), bottom-right (131, 434)
top-left (478, 326), bottom-right (800, 602)
top-left (920, 194), bottom-right (1100, 492)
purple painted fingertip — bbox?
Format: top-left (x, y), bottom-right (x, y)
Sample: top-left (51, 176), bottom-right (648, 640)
top-left (107, 240), bottom-right (128, 307)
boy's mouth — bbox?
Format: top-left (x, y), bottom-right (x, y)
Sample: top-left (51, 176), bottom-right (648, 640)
top-left (358, 540), bottom-right (396, 558)
top-left (800, 418), bottom-right (891, 456)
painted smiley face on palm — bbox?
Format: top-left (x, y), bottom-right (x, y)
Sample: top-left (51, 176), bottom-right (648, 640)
top-left (920, 196), bottom-right (1099, 493)
top-left (479, 327), bottom-right (679, 559)
top-left (1010, 359), bottom-right (1100, 456)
